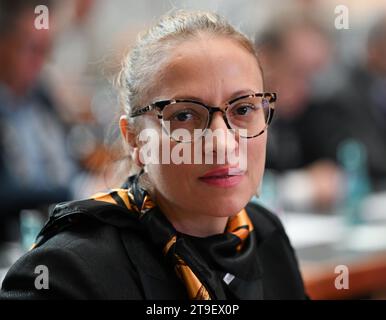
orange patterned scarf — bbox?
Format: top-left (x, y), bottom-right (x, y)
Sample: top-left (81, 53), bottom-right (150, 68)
top-left (92, 174), bottom-right (255, 300)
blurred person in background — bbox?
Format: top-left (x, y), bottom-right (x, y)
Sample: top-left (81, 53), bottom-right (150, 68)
top-left (49, 0), bottom-right (97, 117)
top-left (48, 0), bottom-right (125, 199)
top-left (0, 0), bottom-right (79, 244)
top-left (256, 15), bottom-right (343, 212)
top-left (308, 15), bottom-right (386, 193)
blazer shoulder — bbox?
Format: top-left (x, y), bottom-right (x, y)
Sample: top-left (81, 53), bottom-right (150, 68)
top-left (0, 190), bottom-right (146, 299)
top-left (1, 209), bottom-right (144, 299)
top-left (34, 189), bottom-right (142, 249)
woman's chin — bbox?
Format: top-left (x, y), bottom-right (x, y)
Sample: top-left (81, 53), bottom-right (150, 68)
top-left (199, 198), bottom-right (249, 218)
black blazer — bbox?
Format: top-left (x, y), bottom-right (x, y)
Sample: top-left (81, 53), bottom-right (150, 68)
top-left (0, 198), bottom-right (307, 300)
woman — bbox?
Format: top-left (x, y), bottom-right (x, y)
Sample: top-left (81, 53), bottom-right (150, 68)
top-left (1, 11), bottom-right (306, 300)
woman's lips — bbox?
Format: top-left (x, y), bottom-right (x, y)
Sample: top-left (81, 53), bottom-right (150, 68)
top-left (198, 167), bottom-right (245, 187)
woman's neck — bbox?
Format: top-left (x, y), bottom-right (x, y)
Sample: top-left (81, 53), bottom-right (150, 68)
top-left (153, 191), bottom-right (229, 238)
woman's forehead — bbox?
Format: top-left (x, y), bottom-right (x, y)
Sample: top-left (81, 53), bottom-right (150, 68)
top-left (152, 37), bottom-right (263, 102)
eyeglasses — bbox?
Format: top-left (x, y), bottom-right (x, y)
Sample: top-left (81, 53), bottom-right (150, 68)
top-left (130, 92), bottom-right (276, 143)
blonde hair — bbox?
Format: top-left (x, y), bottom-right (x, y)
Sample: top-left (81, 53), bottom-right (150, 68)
top-left (113, 10), bottom-right (262, 179)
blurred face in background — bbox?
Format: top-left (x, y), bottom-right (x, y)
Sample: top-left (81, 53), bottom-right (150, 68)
top-left (0, 11), bottom-right (52, 96)
top-left (261, 25), bottom-right (331, 119)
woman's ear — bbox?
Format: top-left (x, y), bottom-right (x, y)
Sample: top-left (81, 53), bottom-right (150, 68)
top-left (119, 115), bottom-right (136, 147)
top-left (119, 115), bottom-right (142, 167)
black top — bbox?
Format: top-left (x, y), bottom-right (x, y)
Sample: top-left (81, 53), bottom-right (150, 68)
top-left (0, 194), bottom-right (307, 300)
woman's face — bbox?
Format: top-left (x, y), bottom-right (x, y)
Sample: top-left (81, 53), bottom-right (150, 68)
top-left (139, 36), bottom-right (266, 219)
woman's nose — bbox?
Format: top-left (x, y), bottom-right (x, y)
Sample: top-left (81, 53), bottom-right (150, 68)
top-left (204, 112), bottom-right (239, 162)
top-left (208, 111), bottom-right (230, 133)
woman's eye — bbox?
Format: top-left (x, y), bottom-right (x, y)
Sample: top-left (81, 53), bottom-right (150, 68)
top-left (233, 104), bottom-right (257, 116)
top-left (171, 110), bottom-right (197, 122)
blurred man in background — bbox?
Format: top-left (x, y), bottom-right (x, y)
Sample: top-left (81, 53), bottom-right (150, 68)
top-left (257, 14), bottom-right (343, 212)
top-left (310, 16), bottom-right (386, 193)
top-left (0, 0), bottom-right (78, 244)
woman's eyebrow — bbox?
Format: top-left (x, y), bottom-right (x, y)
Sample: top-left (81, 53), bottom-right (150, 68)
top-left (165, 89), bottom-right (258, 107)
top-left (171, 94), bottom-right (204, 101)
top-left (171, 89), bottom-right (257, 102)
top-left (229, 89), bottom-right (256, 100)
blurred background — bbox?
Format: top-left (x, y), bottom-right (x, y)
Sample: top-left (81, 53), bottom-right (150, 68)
top-left (1, 0), bottom-right (386, 299)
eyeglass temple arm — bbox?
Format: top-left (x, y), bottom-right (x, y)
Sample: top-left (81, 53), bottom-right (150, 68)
top-left (261, 93), bottom-right (276, 126)
top-left (267, 106), bottom-right (275, 125)
top-left (129, 105), bottom-right (155, 118)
